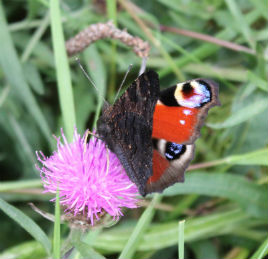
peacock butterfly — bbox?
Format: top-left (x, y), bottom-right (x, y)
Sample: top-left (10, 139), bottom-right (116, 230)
top-left (97, 71), bottom-right (220, 196)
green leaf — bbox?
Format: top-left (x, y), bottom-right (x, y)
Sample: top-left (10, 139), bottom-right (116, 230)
top-left (73, 80), bottom-right (95, 132)
top-left (22, 62), bottom-right (45, 95)
top-left (13, 32), bottom-right (54, 68)
top-left (190, 240), bottom-right (219, 259)
top-left (183, 63), bottom-right (248, 82)
top-left (83, 45), bottom-right (107, 128)
top-left (225, 148), bottom-right (268, 166)
top-left (207, 98), bottom-right (268, 129)
top-left (158, 9), bottom-right (259, 78)
top-left (0, 198), bottom-right (51, 255)
top-left (8, 114), bottom-right (36, 166)
top-left (248, 0), bottom-right (268, 20)
top-left (21, 11), bottom-right (50, 63)
top-left (248, 71), bottom-right (268, 92)
top-left (93, 209), bottom-right (252, 252)
top-left (27, 0), bottom-right (43, 20)
top-left (156, 0), bottom-right (214, 20)
top-left (74, 242), bottom-right (106, 259)
top-left (0, 2), bottom-right (51, 143)
top-left (163, 172), bottom-right (268, 218)
top-left (0, 240), bottom-right (46, 259)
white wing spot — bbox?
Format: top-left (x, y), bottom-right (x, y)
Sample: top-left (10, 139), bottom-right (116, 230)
top-left (180, 120), bottom-right (185, 125)
top-left (183, 109), bottom-right (192, 115)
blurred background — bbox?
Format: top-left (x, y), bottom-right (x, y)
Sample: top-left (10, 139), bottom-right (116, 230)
top-left (0, 0), bottom-right (267, 258)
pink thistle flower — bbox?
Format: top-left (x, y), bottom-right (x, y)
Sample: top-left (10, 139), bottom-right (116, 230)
top-left (36, 129), bottom-right (138, 225)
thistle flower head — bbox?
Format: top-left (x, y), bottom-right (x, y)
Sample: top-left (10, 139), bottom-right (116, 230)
top-left (36, 129), bottom-right (138, 225)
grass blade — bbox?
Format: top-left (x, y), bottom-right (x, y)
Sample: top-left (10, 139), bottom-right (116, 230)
top-left (0, 180), bottom-right (42, 192)
top-left (53, 188), bottom-right (61, 259)
top-left (106, 0), bottom-right (117, 99)
top-left (189, 148), bottom-right (268, 172)
top-left (182, 63), bottom-right (248, 82)
top-left (50, 0), bottom-right (76, 141)
top-left (178, 220), bottom-right (185, 259)
top-left (118, 194), bottom-right (161, 259)
top-left (250, 237), bottom-right (268, 259)
top-left (0, 198), bottom-right (51, 255)
top-left (224, 0), bottom-right (255, 49)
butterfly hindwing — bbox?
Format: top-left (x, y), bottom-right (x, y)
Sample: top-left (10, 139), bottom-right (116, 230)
top-left (145, 139), bottom-right (195, 194)
top-left (97, 71), bottom-right (160, 196)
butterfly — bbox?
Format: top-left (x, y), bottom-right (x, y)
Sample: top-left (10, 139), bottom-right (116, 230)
top-left (97, 71), bottom-right (220, 196)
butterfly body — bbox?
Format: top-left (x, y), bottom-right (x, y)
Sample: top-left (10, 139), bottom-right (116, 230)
top-left (97, 71), bottom-right (219, 196)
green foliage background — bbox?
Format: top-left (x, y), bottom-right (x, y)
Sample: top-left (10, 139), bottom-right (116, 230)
top-left (0, 0), bottom-right (267, 258)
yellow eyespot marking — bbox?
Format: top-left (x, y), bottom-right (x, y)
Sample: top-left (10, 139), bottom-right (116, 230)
top-left (174, 83), bottom-right (184, 102)
top-left (190, 81), bottom-right (200, 90)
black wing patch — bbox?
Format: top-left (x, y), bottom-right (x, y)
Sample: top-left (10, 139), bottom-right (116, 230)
top-left (97, 71), bottom-right (160, 196)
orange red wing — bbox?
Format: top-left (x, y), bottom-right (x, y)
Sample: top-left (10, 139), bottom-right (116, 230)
top-left (146, 78), bottom-right (220, 194)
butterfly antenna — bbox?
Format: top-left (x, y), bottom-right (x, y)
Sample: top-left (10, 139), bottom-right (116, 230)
top-left (75, 57), bottom-right (108, 105)
top-left (139, 57), bottom-right (147, 75)
top-left (113, 64), bottom-right (133, 103)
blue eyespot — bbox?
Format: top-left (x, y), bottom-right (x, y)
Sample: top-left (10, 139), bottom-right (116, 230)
top-left (199, 83), bottom-right (211, 105)
top-left (165, 142), bottom-right (186, 161)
